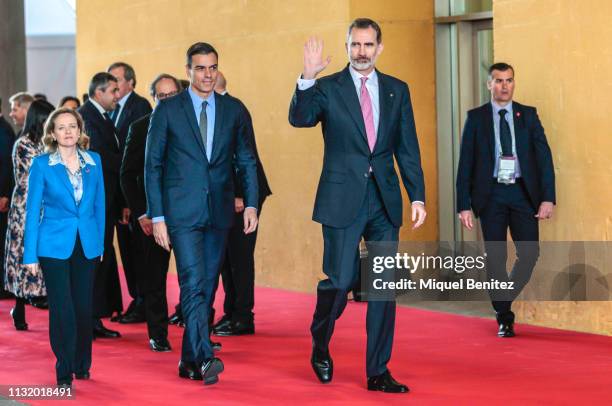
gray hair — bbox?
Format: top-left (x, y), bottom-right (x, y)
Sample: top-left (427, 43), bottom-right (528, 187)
top-left (9, 92), bottom-right (34, 107)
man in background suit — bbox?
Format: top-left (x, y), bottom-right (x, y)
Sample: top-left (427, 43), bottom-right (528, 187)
top-left (8, 92), bottom-right (34, 135)
top-left (107, 62), bottom-right (153, 324)
top-left (0, 98), bottom-right (17, 298)
top-left (211, 72), bottom-right (272, 336)
top-left (78, 73), bottom-right (123, 339)
top-left (456, 62), bottom-right (555, 338)
top-left (288, 18), bottom-right (426, 393)
top-left (121, 73), bottom-right (181, 352)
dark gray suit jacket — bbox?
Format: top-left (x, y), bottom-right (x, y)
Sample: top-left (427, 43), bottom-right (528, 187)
top-left (289, 65), bottom-right (425, 228)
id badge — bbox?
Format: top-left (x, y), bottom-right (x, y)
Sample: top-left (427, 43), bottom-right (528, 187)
top-left (497, 156), bottom-right (517, 184)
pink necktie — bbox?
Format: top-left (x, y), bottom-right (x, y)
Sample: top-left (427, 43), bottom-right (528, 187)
top-left (360, 76), bottom-right (376, 152)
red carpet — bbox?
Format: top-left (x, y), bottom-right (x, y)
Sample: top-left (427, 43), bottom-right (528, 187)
top-left (1, 274), bottom-right (611, 405)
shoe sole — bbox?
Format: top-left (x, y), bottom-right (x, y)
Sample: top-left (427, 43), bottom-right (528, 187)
top-left (367, 385), bottom-right (409, 393)
top-left (202, 359), bottom-right (224, 385)
top-left (213, 329), bottom-right (255, 337)
top-left (178, 370), bottom-right (203, 381)
top-left (150, 347), bottom-right (172, 352)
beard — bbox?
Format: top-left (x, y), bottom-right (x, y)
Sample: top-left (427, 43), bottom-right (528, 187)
top-left (350, 56), bottom-right (376, 71)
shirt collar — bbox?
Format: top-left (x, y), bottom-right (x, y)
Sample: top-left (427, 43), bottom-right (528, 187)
top-left (349, 65), bottom-right (378, 86)
top-left (48, 149), bottom-right (96, 167)
top-left (188, 86), bottom-right (216, 109)
top-left (491, 100), bottom-right (513, 116)
top-left (89, 98), bottom-right (108, 115)
top-left (118, 91), bottom-right (132, 107)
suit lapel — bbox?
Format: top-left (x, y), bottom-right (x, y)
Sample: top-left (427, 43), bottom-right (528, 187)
top-left (179, 91), bottom-right (206, 155)
top-left (512, 102), bottom-right (528, 161)
top-left (336, 68), bottom-right (368, 144)
top-left (89, 102), bottom-right (120, 152)
top-left (81, 160), bottom-right (94, 206)
top-left (210, 93), bottom-right (224, 163)
top-left (116, 93), bottom-right (133, 130)
top-left (482, 103), bottom-right (495, 165)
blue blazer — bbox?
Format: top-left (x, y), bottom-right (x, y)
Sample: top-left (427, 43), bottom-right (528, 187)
top-left (23, 150), bottom-right (105, 264)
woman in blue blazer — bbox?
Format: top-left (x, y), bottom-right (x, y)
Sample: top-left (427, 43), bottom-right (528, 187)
top-left (23, 107), bottom-right (105, 388)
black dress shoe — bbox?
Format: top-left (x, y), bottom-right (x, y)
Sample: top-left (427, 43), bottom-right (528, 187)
top-left (10, 307), bottom-right (28, 331)
top-left (200, 358), bottom-right (224, 385)
top-left (367, 370), bottom-right (409, 393)
top-left (212, 315), bottom-right (232, 331)
top-left (169, 312), bottom-right (185, 327)
top-left (211, 340), bottom-right (222, 351)
top-left (29, 296), bottom-right (49, 309)
top-left (57, 381), bottom-right (72, 388)
top-left (93, 324), bottom-right (121, 338)
top-left (178, 360), bottom-right (202, 380)
top-left (75, 372), bottom-right (90, 380)
top-left (119, 311), bottom-right (146, 324)
top-left (110, 312), bottom-right (123, 322)
top-left (498, 322), bottom-right (515, 337)
top-left (213, 320), bottom-right (255, 336)
top-left (168, 312), bottom-right (183, 325)
top-left (149, 337), bottom-right (172, 352)
top-left (311, 350), bottom-right (333, 383)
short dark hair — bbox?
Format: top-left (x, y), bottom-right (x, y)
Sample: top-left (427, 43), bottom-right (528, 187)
top-left (488, 62), bottom-right (514, 78)
top-left (33, 93), bottom-right (47, 101)
top-left (149, 73), bottom-right (181, 98)
top-left (186, 42), bottom-right (218, 67)
top-left (59, 95), bottom-right (81, 109)
top-left (179, 79), bottom-right (190, 90)
top-left (88, 72), bottom-right (118, 98)
top-left (347, 18), bottom-right (382, 44)
top-left (108, 61), bottom-right (137, 87)
top-left (23, 99), bottom-right (54, 144)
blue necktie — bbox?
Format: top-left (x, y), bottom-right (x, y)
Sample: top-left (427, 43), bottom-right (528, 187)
top-left (499, 109), bottom-right (512, 156)
top-left (199, 101), bottom-right (208, 157)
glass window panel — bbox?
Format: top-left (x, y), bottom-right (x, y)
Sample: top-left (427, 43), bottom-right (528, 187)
top-left (451, 0), bottom-right (492, 15)
top-left (476, 29), bottom-right (494, 104)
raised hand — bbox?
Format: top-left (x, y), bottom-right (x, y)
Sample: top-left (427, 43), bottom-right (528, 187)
top-left (303, 36), bottom-right (331, 80)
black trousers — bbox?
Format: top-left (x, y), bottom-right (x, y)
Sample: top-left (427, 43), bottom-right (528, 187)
top-left (311, 177), bottom-right (398, 378)
top-left (93, 207), bottom-right (123, 318)
top-left (39, 237), bottom-right (97, 383)
top-left (213, 200), bottom-right (265, 323)
top-left (116, 221), bottom-right (142, 308)
top-left (479, 180), bottom-right (540, 323)
top-left (133, 218), bottom-right (171, 340)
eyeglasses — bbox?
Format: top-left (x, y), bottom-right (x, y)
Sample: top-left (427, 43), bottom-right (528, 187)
top-left (156, 91), bottom-right (179, 100)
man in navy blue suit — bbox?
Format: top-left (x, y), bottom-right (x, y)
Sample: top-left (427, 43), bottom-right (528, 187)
top-left (456, 62), bottom-right (555, 338)
top-left (289, 18), bottom-right (426, 393)
top-left (145, 42), bottom-right (259, 385)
